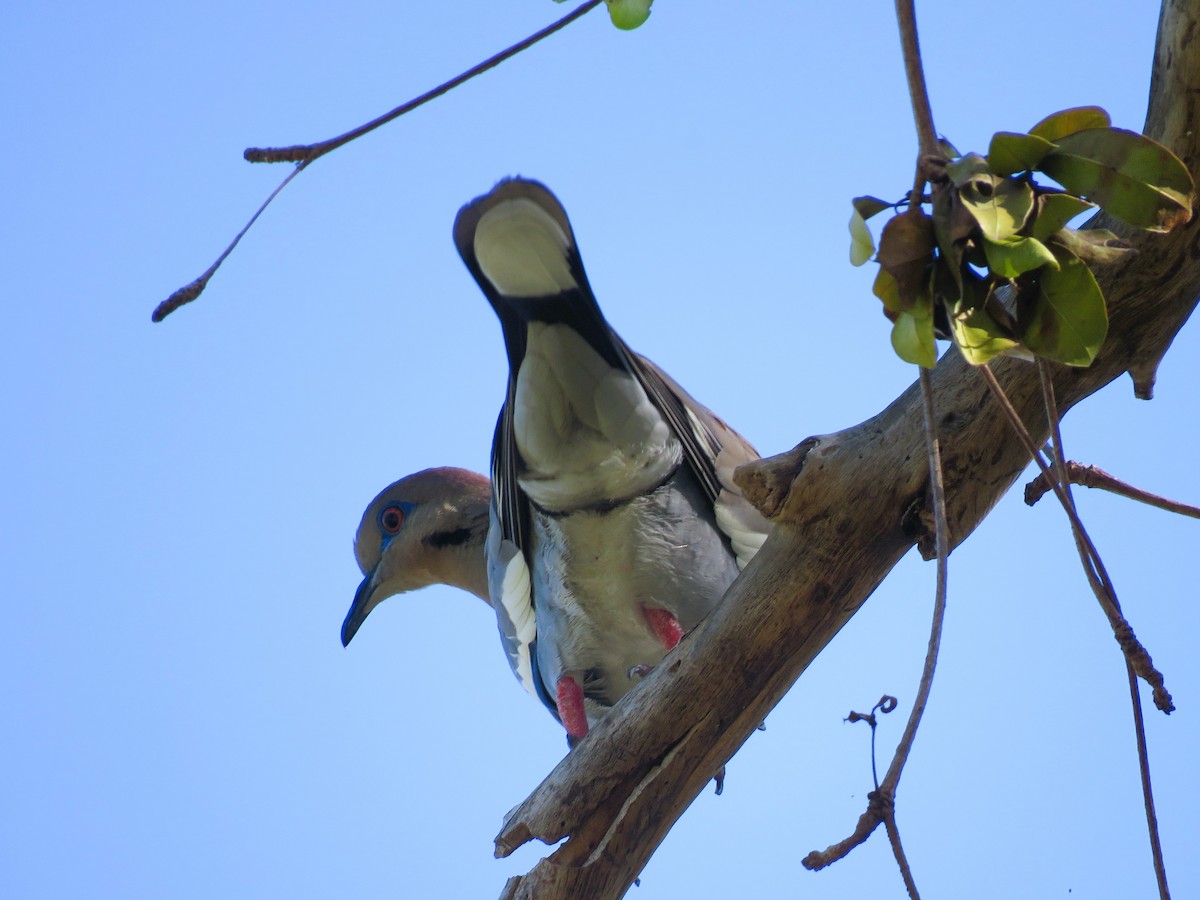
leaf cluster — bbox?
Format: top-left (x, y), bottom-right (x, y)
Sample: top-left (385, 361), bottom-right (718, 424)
top-left (850, 107), bottom-right (1193, 368)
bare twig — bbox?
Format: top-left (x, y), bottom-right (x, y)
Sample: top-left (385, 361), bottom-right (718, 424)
top-left (845, 696), bottom-right (899, 791)
top-left (1038, 362), bottom-right (1171, 900)
top-left (895, 0), bottom-right (937, 159)
top-left (978, 362), bottom-right (1173, 716)
top-left (803, 320), bottom-right (949, 900)
top-left (150, 162), bottom-right (309, 322)
top-left (151, 0), bottom-right (603, 322)
top-left (244, 0), bottom-right (603, 164)
top-left (1129, 659), bottom-right (1172, 900)
top-left (1025, 461), bottom-right (1200, 518)
top-left (801, 9), bottom-right (949, 894)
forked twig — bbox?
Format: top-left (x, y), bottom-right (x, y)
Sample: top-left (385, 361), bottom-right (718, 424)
top-left (977, 363), bottom-right (1173, 714)
top-left (244, 0), bottom-right (603, 164)
top-left (1025, 461), bottom-right (1200, 518)
top-left (151, 0), bottom-right (603, 322)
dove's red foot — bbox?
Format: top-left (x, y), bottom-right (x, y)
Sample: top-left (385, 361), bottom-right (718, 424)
top-left (642, 607), bottom-right (683, 651)
top-left (557, 674), bottom-right (589, 739)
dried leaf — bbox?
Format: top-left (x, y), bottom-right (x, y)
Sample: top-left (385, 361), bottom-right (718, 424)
top-left (1051, 228), bottom-right (1135, 265)
top-left (876, 210), bottom-right (935, 311)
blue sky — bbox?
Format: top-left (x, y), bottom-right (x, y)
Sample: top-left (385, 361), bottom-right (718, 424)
top-left (3, 2), bottom-right (1197, 897)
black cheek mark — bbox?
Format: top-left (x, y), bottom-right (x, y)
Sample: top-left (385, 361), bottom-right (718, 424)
top-left (426, 528), bottom-right (474, 549)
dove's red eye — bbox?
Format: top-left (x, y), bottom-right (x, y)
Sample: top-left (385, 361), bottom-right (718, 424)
top-left (380, 506), bottom-right (405, 534)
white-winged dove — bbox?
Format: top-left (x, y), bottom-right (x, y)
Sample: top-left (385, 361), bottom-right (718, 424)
top-left (453, 177), bottom-right (771, 741)
top-left (341, 467), bottom-right (491, 647)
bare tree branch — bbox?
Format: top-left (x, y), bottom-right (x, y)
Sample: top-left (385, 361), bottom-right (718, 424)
top-left (497, 2), bottom-right (1200, 896)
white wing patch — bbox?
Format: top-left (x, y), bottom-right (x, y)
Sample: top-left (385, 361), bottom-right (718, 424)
top-left (715, 496), bottom-right (770, 569)
top-left (486, 521), bottom-right (537, 699)
top-left (499, 549), bottom-right (536, 695)
top-left (684, 404), bottom-right (771, 570)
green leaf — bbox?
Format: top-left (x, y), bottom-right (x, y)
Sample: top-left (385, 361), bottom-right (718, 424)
top-left (891, 309), bottom-right (938, 368)
top-left (852, 196), bottom-right (891, 220)
top-left (955, 170), bottom-right (1032, 243)
top-left (606, 0), bottom-right (652, 29)
top-left (850, 197), bottom-right (892, 268)
top-left (944, 153), bottom-right (991, 188)
top-left (982, 235), bottom-right (1058, 279)
top-left (987, 131), bottom-right (1056, 176)
top-left (1029, 106), bottom-right (1111, 142)
top-left (1031, 193), bottom-right (1095, 241)
top-left (849, 206), bottom-right (876, 266)
top-left (1037, 127), bottom-right (1193, 231)
top-left (937, 137), bottom-right (961, 159)
top-left (1050, 228), bottom-right (1134, 265)
top-left (1020, 245), bottom-right (1108, 366)
top-left (873, 268), bottom-right (901, 316)
top-left (949, 302), bottom-right (1019, 366)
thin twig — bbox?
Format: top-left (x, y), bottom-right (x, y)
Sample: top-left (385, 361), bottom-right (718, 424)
top-left (1025, 461), bottom-right (1200, 518)
top-left (150, 161), bottom-right (309, 322)
top-left (1038, 361), bottom-right (1171, 900)
top-left (894, 0), bottom-right (938, 160)
top-left (803, 372), bottom-right (947, 899)
top-left (1129, 660), bottom-right (1171, 900)
top-left (804, 8), bottom-right (947, 890)
top-left (977, 362), bottom-right (1173, 715)
top-left (882, 814), bottom-right (920, 900)
top-left (151, 0), bottom-right (603, 322)
top-left (245, 0), bottom-right (603, 164)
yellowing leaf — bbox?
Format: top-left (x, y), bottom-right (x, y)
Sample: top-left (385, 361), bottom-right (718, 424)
top-left (606, 0), bottom-right (652, 29)
top-left (1029, 106), bottom-right (1111, 142)
top-left (1038, 127), bottom-right (1193, 231)
top-left (891, 309), bottom-right (938, 368)
top-left (849, 205), bottom-right (876, 266)
top-left (950, 303), bottom-right (1019, 366)
top-left (873, 268), bottom-right (901, 317)
top-left (982, 235), bottom-right (1058, 279)
top-left (1020, 246), bottom-right (1108, 366)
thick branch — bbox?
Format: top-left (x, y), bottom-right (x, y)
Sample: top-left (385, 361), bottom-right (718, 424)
top-left (498, 2), bottom-right (1200, 896)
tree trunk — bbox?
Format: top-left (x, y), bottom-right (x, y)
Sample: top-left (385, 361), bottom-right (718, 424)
top-left (497, 2), bottom-right (1200, 896)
